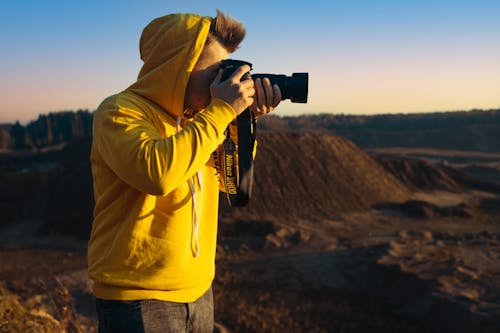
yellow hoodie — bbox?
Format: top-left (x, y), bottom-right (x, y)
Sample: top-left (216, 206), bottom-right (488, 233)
top-left (88, 13), bottom-right (237, 302)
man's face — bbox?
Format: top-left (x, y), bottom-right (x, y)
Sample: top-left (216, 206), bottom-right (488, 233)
top-left (184, 40), bottom-right (229, 114)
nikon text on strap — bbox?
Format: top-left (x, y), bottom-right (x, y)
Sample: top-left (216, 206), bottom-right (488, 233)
top-left (221, 108), bottom-right (257, 207)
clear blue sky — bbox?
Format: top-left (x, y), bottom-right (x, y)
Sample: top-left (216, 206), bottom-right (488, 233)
top-left (1, 0), bottom-right (499, 124)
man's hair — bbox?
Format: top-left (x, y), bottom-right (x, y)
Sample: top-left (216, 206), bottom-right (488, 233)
top-left (207, 10), bottom-right (246, 53)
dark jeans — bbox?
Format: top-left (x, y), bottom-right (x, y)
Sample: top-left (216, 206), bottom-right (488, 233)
top-left (95, 287), bottom-right (214, 333)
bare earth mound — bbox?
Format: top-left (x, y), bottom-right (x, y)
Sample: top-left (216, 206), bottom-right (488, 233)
top-left (222, 131), bottom-right (411, 219)
top-left (1, 131), bottom-right (500, 332)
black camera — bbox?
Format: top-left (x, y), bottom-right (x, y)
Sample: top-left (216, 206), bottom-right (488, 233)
top-left (219, 59), bottom-right (308, 103)
top-left (217, 59), bottom-right (308, 207)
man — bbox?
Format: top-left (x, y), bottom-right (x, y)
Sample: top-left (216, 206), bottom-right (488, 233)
top-left (88, 10), bottom-right (280, 332)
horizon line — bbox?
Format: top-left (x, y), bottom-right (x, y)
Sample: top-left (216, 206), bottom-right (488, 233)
top-left (1, 106), bottom-right (500, 126)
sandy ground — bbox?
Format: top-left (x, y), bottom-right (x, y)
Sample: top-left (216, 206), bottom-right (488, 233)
top-left (1, 187), bottom-right (499, 333)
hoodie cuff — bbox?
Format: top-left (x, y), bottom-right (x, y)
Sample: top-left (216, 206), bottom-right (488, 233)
top-left (196, 98), bottom-right (237, 133)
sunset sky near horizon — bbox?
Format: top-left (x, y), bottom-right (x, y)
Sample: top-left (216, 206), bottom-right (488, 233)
top-left (1, 0), bottom-right (499, 124)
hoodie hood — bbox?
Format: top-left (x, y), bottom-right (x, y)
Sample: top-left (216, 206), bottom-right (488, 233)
top-left (128, 13), bottom-right (212, 118)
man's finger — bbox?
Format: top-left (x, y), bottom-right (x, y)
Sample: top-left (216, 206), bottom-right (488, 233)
top-left (212, 69), bottom-right (223, 85)
top-left (263, 78), bottom-right (273, 107)
top-left (254, 78), bottom-right (264, 108)
top-left (214, 69), bottom-right (223, 82)
top-left (229, 65), bottom-right (251, 82)
top-left (272, 84), bottom-right (281, 107)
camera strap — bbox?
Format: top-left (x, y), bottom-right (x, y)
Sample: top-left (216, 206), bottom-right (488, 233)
top-left (221, 109), bottom-right (257, 207)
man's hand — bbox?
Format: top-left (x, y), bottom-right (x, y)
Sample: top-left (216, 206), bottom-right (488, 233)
top-left (250, 77), bottom-right (281, 118)
top-left (210, 65), bottom-right (255, 116)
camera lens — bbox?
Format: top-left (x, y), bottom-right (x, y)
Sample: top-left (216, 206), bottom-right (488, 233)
top-left (251, 73), bottom-right (308, 103)
top-left (290, 73), bottom-right (308, 103)
top-left (220, 59), bottom-right (309, 104)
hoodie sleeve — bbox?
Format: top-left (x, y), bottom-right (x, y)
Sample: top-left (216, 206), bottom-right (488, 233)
top-left (93, 98), bottom-right (236, 196)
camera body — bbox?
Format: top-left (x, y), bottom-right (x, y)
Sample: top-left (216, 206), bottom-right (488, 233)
top-left (219, 59), bottom-right (308, 103)
top-left (217, 59), bottom-right (308, 207)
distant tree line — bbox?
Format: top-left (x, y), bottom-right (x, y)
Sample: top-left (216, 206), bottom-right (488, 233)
top-left (0, 110), bottom-right (93, 151)
top-left (261, 109), bottom-right (500, 131)
top-left (259, 109), bottom-right (500, 152)
top-left (1, 108), bottom-right (499, 152)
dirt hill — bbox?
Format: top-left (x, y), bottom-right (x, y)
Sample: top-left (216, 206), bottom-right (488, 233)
top-left (376, 157), bottom-right (464, 192)
top-left (2, 131), bottom-right (492, 240)
top-left (222, 132), bottom-right (411, 219)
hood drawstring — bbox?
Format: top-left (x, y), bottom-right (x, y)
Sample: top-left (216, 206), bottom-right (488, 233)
top-left (177, 117), bottom-right (201, 257)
